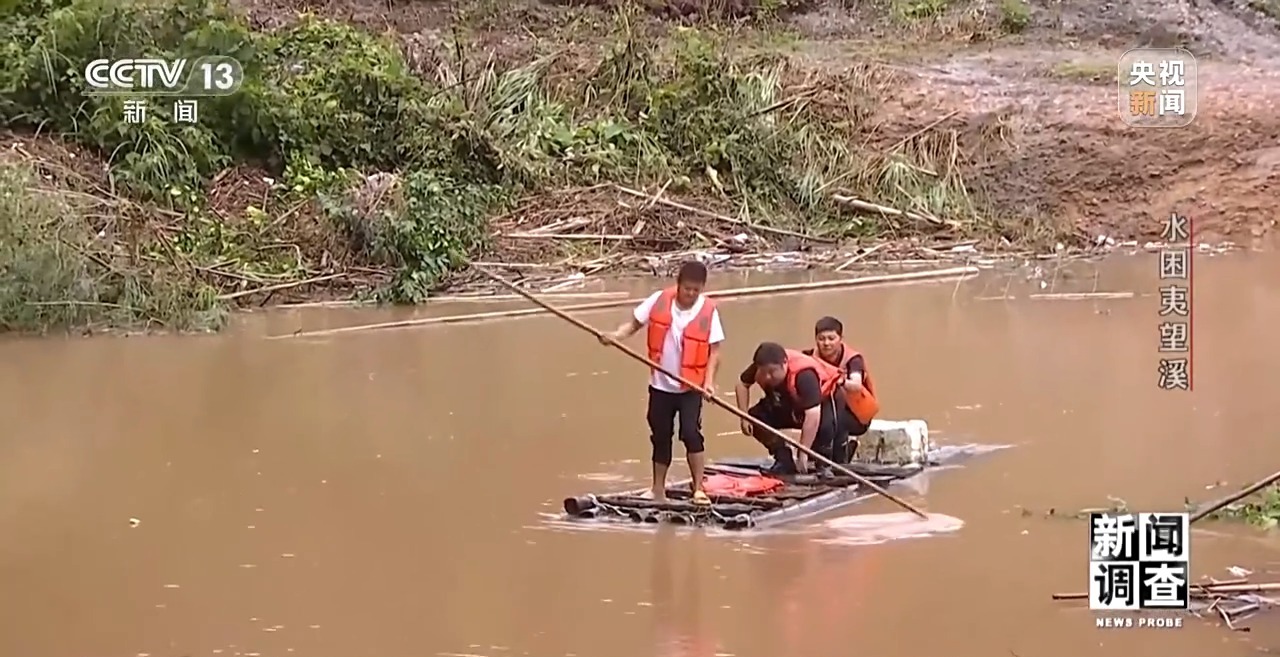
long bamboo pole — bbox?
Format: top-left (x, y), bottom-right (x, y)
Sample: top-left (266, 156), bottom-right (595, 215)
top-left (473, 264), bottom-right (930, 520)
top-left (1189, 469), bottom-right (1280, 523)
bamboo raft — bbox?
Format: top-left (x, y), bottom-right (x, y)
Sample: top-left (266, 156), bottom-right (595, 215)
top-left (562, 458), bottom-right (928, 530)
top-left (563, 419), bottom-right (941, 529)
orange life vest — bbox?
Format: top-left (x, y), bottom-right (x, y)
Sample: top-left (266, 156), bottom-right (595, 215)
top-left (806, 343), bottom-right (880, 424)
top-left (780, 349), bottom-right (843, 407)
top-left (646, 287), bottom-right (717, 388)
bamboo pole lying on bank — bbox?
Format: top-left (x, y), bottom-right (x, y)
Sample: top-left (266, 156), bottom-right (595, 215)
top-left (268, 265), bottom-right (978, 339)
top-left (425, 291), bottom-right (630, 303)
top-left (279, 291), bottom-right (629, 308)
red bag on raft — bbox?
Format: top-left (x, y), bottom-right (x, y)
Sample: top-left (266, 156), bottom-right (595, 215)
top-left (702, 473), bottom-right (785, 497)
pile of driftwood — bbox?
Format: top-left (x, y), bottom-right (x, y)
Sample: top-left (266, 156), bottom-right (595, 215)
top-left (1185, 580), bottom-right (1279, 630)
top-left (489, 183), bottom-right (832, 275)
top-left (482, 182), bottom-right (1242, 297)
top-left (485, 183), bottom-right (1006, 280)
top-left (1052, 578), bottom-right (1279, 631)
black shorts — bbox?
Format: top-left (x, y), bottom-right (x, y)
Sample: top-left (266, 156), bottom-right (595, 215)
top-left (646, 387), bottom-right (705, 465)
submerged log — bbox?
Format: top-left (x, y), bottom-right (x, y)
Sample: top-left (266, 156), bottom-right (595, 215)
top-left (625, 508), bottom-right (655, 523)
top-left (564, 495), bottom-right (598, 516)
top-left (596, 495), bottom-right (759, 516)
top-left (665, 512), bottom-right (695, 525)
top-left (665, 489), bottom-right (785, 509)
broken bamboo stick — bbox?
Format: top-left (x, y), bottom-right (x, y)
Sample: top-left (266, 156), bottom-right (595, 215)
top-left (1028, 292), bottom-right (1135, 300)
top-left (270, 266), bottom-right (978, 339)
top-left (218, 273), bottom-right (347, 301)
top-left (504, 233), bottom-right (635, 240)
top-left (612, 184), bottom-right (835, 243)
top-left (834, 244), bottom-right (887, 272)
top-left (831, 195), bottom-right (952, 228)
top-left (1053, 579), bottom-right (1279, 601)
top-left (432, 291), bottom-right (628, 302)
top-left (1190, 582), bottom-right (1280, 594)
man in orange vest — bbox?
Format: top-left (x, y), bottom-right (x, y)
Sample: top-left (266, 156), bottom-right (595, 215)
top-left (601, 261), bottom-right (725, 504)
top-left (733, 341), bottom-right (853, 474)
top-left (802, 316), bottom-right (878, 462)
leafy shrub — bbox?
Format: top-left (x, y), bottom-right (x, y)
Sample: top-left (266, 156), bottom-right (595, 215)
top-left (585, 29), bottom-right (854, 218)
top-left (327, 170), bottom-right (506, 303)
top-left (998, 0), bottom-right (1030, 32)
top-left (0, 161), bottom-right (224, 332)
top-left (255, 18), bottom-right (436, 171)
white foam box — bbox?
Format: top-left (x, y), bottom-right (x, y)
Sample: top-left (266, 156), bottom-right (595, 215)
top-left (855, 419), bottom-right (931, 465)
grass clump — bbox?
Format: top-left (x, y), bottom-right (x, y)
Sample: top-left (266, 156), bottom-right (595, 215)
top-left (1047, 60), bottom-right (1117, 83)
top-left (891, 0), bottom-right (950, 21)
top-left (998, 0), bottom-right (1030, 32)
top-left (325, 170), bottom-right (506, 303)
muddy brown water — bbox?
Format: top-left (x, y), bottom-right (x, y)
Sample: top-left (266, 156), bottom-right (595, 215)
top-left (3, 254), bottom-right (1280, 657)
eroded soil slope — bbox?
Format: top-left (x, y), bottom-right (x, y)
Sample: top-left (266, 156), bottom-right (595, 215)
top-left (880, 51), bottom-right (1280, 245)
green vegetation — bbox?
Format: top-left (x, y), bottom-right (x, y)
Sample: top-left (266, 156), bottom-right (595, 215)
top-left (1191, 485), bottom-right (1280, 529)
top-left (1047, 60), bottom-right (1116, 83)
top-left (998, 0), bottom-right (1030, 33)
top-left (0, 0), bottom-right (1007, 333)
top-left (892, 0), bottom-right (950, 21)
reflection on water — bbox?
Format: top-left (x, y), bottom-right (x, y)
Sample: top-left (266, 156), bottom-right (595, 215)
top-left (1, 255), bottom-right (1279, 657)
top-left (650, 529), bottom-right (722, 657)
top-left (818, 511), bottom-right (966, 546)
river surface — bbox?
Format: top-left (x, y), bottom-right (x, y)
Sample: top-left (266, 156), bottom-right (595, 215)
top-left (3, 253), bottom-right (1280, 657)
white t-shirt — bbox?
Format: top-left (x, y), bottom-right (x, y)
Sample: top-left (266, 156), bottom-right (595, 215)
top-left (633, 291), bottom-right (726, 392)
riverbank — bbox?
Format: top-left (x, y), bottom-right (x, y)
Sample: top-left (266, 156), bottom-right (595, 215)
top-left (3, 0), bottom-right (1278, 334)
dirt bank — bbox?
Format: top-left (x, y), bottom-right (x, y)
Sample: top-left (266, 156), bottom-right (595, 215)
top-left (2, 0), bottom-right (1277, 332)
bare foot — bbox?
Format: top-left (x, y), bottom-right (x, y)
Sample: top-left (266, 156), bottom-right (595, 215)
top-left (647, 488), bottom-right (668, 502)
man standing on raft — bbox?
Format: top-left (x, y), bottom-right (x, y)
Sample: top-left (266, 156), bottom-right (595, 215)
top-left (601, 261), bottom-right (725, 505)
top-left (802, 316), bottom-right (879, 461)
top-left (734, 338), bottom-right (877, 474)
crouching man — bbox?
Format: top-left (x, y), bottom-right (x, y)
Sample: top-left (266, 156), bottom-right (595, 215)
top-left (733, 342), bottom-right (856, 474)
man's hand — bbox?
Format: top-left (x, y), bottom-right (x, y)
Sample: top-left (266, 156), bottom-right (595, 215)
top-left (795, 452), bottom-right (810, 474)
top-left (598, 331), bottom-right (616, 346)
top-left (740, 418), bottom-right (754, 436)
top-left (703, 383), bottom-right (716, 400)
